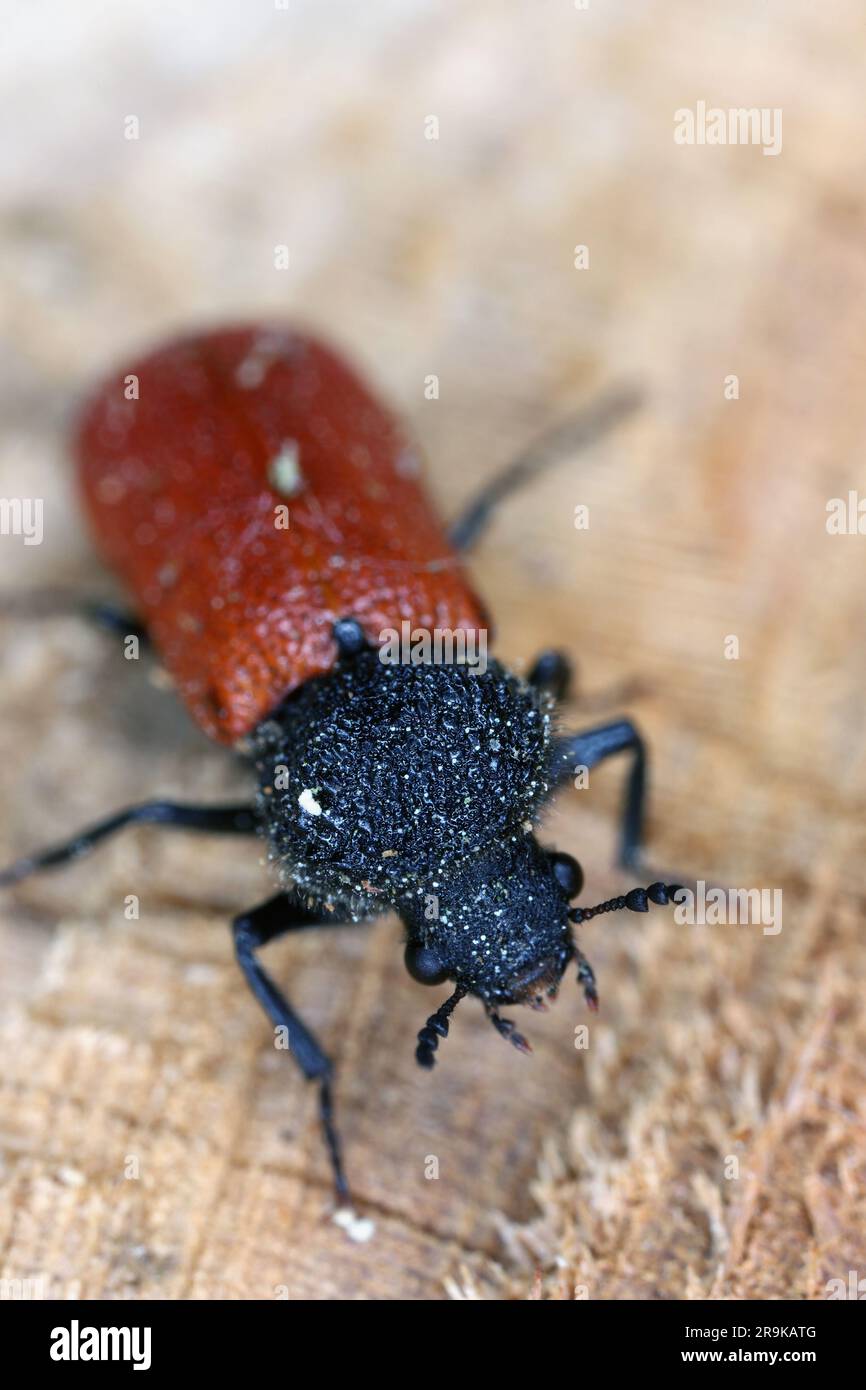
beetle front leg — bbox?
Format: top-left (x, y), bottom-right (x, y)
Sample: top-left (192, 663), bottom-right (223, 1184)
top-left (551, 718), bottom-right (647, 871)
top-left (232, 892), bottom-right (360, 1211)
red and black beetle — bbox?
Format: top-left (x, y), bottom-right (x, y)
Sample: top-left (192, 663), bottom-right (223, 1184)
top-left (1, 325), bottom-right (681, 1213)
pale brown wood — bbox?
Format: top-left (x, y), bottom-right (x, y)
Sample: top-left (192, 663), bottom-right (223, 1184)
top-left (2, 2), bottom-right (865, 1299)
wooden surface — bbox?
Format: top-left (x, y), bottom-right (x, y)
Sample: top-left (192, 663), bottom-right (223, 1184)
top-left (2, 1), bottom-right (865, 1299)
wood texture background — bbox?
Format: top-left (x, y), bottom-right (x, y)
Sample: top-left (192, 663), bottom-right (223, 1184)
top-left (1, 1), bottom-right (865, 1299)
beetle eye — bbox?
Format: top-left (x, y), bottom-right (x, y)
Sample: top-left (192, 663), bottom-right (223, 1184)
top-left (549, 851), bottom-right (584, 899)
top-left (404, 943), bottom-right (450, 986)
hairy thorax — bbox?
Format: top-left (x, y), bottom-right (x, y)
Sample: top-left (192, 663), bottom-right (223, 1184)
top-left (253, 651), bottom-right (553, 918)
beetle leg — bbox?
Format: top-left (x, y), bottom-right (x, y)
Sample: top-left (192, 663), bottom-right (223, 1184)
top-left (332, 616), bottom-right (368, 659)
top-left (0, 802), bottom-right (259, 886)
top-left (83, 600), bottom-right (149, 643)
top-left (527, 649), bottom-right (572, 702)
top-left (551, 718), bottom-right (647, 871)
top-left (447, 385), bottom-right (641, 552)
top-left (232, 892), bottom-right (356, 1208)
top-left (0, 590), bottom-right (150, 642)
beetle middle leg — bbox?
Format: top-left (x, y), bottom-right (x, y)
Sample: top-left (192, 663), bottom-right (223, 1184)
top-left (0, 801), bottom-right (258, 886)
top-left (527, 649), bottom-right (572, 702)
top-left (232, 891), bottom-right (359, 1208)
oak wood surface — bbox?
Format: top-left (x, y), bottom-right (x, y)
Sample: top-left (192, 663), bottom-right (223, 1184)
top-left (1, 0), bottom-right (864, 1299)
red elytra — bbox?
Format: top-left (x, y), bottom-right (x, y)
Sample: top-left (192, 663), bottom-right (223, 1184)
top-left (75, 325), bottom-right (486, 743)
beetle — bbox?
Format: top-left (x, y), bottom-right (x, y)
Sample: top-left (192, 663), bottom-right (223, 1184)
top-left (0, 324), bottom-right (682, 1214)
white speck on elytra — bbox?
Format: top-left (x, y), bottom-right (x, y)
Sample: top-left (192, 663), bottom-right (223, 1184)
top-left (298, 788), bottom-right (322, 816)
top-left (333, 1207), bottom-right (376, 1243)
top-left (269, 439), bottom-right (304, 497)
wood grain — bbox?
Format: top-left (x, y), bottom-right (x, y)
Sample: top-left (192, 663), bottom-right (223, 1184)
top-left (1, 0), bottom-right (865, 1299)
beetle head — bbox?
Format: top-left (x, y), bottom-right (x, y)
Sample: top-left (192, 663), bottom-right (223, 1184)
top-left (400, 835), bottom-right (586, 1067)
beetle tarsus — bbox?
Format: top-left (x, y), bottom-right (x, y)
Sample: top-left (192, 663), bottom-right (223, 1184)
top-left (320, 1077), bottom-right (351, 1206)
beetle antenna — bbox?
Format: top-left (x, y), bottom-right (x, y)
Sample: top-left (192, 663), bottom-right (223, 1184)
top-left (569, 884), bottom-right (684, 1013)
top-left (568, 881), bottom-right (684, 924)
top-left (415, 984), bottom-right (467, 1069)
